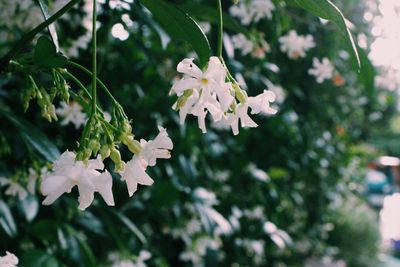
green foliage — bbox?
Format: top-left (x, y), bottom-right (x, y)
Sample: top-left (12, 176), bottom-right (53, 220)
top-left (328, 194), bottom-right (381, 267)
top-left (291, 0), bottom-right (360, 67)
top-left (140, 0), bottom-right (211, 66)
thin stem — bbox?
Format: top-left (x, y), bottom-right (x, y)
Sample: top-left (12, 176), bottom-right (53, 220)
top-left (59, 70), bottom-right (91, 99)
top-left (0, 0), bottom-right (81, 73)
top-left (67, 61), bottom-right (119, 105)
top-left (216, 0), bottom-right (223, 58)
top-left (91, 0), bottom-right (97, 115)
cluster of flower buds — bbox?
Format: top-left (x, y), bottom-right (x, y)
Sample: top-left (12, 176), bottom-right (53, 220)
top-left (171, 57), bottom-right (277, 135)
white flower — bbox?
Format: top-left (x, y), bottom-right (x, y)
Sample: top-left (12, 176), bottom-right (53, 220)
top-left (41, 151), bottom-right (114, 210)
top-left (120, 127), bottom-right (173, 196)
top-left (279, 30), bottom-right (315, 59)
top-left (27, 168), bottom-right (38, 194)
top-left (0, 251), bottom-right (18, 267)
top-left (252, 0), bottom-right (275, 22)
top-left (56, 101), bottom-right (87, 129)
top-left (133, 250), bottom-right (151, 267)
top-left (308, 58), bottom-right (335, 83)
top-left (267, 84), bottom-right (285, 104)
top-left (0, 177), bottom-right (28, 200)
top-left (231, 34), bottom-right (254, 56)
top-left (171, 57), bottom-right (233, 132)
top-left (247, 90), bottom-right (278, 115)
top-left (229, 0), bottom-right (275, 25)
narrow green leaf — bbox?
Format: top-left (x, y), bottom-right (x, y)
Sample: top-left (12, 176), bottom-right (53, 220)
top-left (293, 0), bottom-right (360, 68)
top-left (36, 0), bottom-right (60, 51)
top-left (0, 106), bottom-right (60, 161)
top-left (356, 46), bottom-right (375, 94)
top-left (19, 195), bottom-right (39, 222)
top-left (0, 200), bottom-right (17, 237)
top-left (111, 210), bottom-right (147, 244)
top-left (140, 0), bottom-right (211, 66)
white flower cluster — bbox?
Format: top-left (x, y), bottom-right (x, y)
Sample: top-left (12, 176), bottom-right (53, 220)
top-left (279, 30), bottom-right (315, 59)
top-left (171, 57), bottom-right (277, 135)
top-left (0, 251), bottom-right (18, 267)
top-left (229, 0), bottom-right (275, 25)
top-left (231, 33), bottom-right (271, 59)
top-left (41, 127), bottom-right (173, 210)
top-left (308, 57), bottom-right (335, 83)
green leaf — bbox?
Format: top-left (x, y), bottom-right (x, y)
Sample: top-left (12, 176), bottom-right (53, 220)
top-left (34, 36), bottom-right (67, 68)
top-left (140, 0), bottom-right (211, 66)
top-left (0, 199), bottom-right (17, 237)
top-left (19, 195), bottom-right (39, 222)
top-left (293, 0), bottom-right (360, 68)
top-left (36, 0), bottom-right (60, 51)
top-left (110, 210), bottom-right (147, 244)
top-left (180, 3), bottom-right (249, 35)
top-left (19, 249), bottom-right (59, 267)
top-left (1, 107), bottom-right (60, 161)
top-left (356, 46), bottom-right (375, 94)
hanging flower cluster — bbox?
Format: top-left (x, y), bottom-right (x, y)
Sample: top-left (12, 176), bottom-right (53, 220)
top-left (171, 57), bottom-right (277, 135)
top-left (41, 126), bottom-right (173, 210)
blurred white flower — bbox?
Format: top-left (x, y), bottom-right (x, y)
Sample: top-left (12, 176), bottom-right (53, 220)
top-left (120, 127), bottom-right (173, 196)
top-left (0, 251), bottom-right (18, 267)
top-left (56, 102), bottom-right (87, 129)
top-left (198, 21), bottom-right (211, 34)
top-left (308, 58), bottom-right (335, 83)
top-left (279, 30), bottom-right (315, 59)
top-left (229, 0), bottom-right (275, 25)
top-left (231, 34), bottom-right (254, 56)
top-left (41, 151), bottom-right (115, 210)
top-left (0, 177), bottom-right (28, 200)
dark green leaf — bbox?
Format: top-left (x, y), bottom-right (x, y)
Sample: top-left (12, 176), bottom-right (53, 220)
top-left (19, 249), bottom-right (59, 267)
top-left (357, 46), bottom-right (375, 94)
top-left (180, 3), bottom-right (249, 35)
top-left (36, 0), bottom-right (60, 51)
top-left (34, 36), bottom-right (67, 68)
top-left (1, 107), bottom-right (60, 161)
top-left (111, 210), bottom-right (147, 244)
top-left (140, 0), bottom-right (211, 66)
top-left (293, 0), bottom-right (360, 68)
top-left (19, 195), bottom-right (39, 222)
top-left (0, 199), bottom-right (17, 237)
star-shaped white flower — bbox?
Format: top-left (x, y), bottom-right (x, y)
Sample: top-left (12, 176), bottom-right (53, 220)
top-left (41, 151), bottom-right (114, 210)
top-left (56, 101), bottom-right (87, 129)
top-left (279, 30), bottom-right (315, 59)
top-left (171, 57), bottom-right (234, 132)
top-left (308, 57), bottom-right (335, 83)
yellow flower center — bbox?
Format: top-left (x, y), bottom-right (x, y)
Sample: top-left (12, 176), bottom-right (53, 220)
top-left (200, 78), bottom-right (209, 85)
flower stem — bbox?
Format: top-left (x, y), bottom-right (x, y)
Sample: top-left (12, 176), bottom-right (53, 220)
top-left (216, 0), bottom-right (223, 58)
top-left (67, 61), bottom-right (119, 105)
top-left (91, 0), bottom-right (97, 115)
top-left (0, 0), bottom-right (81, 73)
